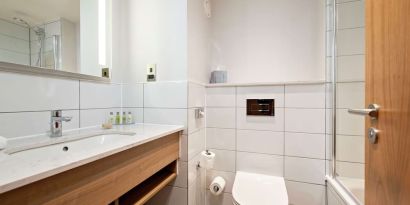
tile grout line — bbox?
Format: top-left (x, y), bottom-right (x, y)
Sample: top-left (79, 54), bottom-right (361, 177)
top-left (283, 85), bottom-right (286, 177)
top-left (78, 80), bottom-right (81, 128)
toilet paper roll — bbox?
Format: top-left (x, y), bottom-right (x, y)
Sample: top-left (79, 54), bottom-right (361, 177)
top-left (201, 150), bottom-right (215, 169)
top-left (210, 176), bottom-right (226, 196)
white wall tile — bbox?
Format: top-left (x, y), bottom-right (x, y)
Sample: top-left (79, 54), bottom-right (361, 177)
top-left (172, 161), bottom-right (188, 188)
top-left (0, 73), bottom-right (79, 112)
top-left (146, 186), bottom-right (188, 205)
top-left (206, 170), bottom-right (235, 193)
top-left (336, 109), bottom-right (365, 136)
top-left (144, 82), bottom-right (188, 108)
top-left (336, 82), bottom-right (365, 109)
top-left (285, 157), bottom-right (326, 185)
top-left (236, 86), bottom-right (284, 108)
top-left (181, 134), bottom-right (188, 162)
top-left (205, 191), bottom-right (233, 205)
top-left (122, 83), bottom-right (144, 108)
top-left (0, 49), bottom-right (29, 65)
top-left (188, 153), bottom-right (205, 187)
top-left (189, 82), bottom-right (206, 108)
top-left (0, 19), bottom-right (29, 40)
top-left (337, 55), bottom-right (365, 82)
top-left (336, 135), bottom-right (364, 163)
top-left (0, 34), bottom-right (29, 54)
top-left (206, 108), bottom-right (236, 129)
top-left (188, 129), bottom-right (206, 161)
top-left (337, 0), bottom-right (365, 29)
top-left (126, 108), bottom-right (144, 123)
top-left (80, 82), bottom-right (121, 109)
top-left (285, 84), bottom-right (326, 108)
top-left (80, 108), bottom-right (122, 128)
top-left (206, 128), bottom-right (236, 150)
top-left (285, 132), bottom-right (326, 159)
top-left (237, 108), bottom-right (284, 131)
top-left (237, 130), bottom-right (284, 155)
top-left (188, 108), bottom-right (205, 134)
top-left (0, 110), bottom-right (79, 138)
top-left (144, 108), bottom-right (188, 131)
top-left (206, 87), bottom-right (236, 107)
top-left (336, 161), bottom-right (364, 179)
top-left (210, 149), bottom-right (236, 172)
top-left (188, 175), bottom-right (206, 205)
top-left (286, 181), bottom-right (326, 205)
top-left (285, 109), bottom-right (326, 133)
top-left (236, 152), bottom-right (283, 176)
top-left (337, 28), bottom-right (365, 56)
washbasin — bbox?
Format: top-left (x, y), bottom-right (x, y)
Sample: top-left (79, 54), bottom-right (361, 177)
top-left (4, 130), bottom-right (136, 157)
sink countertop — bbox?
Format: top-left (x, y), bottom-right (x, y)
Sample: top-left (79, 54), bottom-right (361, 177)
top-left (0, 123), bottom-right (184, 194)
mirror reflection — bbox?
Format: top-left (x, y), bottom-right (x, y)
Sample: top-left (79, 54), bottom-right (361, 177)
top-left (0, 0), bottom-right (111, 77)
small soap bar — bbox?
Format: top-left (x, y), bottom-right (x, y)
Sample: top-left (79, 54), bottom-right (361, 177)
top-left (0, 136), bottom-right (7, 150)
top-left (102, 122), bottom-right (113, 129)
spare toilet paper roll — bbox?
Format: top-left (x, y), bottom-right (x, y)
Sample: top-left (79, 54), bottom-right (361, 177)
top-left (210, 176), bottom-right (226, 196)
top-left (201, 150), bottom-right (215, 169)
top-left (0, 136), bottom-right (7, 150)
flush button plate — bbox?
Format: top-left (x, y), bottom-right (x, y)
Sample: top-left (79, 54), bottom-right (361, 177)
top-left (246, 99), bottom-right (275, 116)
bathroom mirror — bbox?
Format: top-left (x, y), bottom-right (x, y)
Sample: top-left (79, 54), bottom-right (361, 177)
top-left (0, 0), bottom-right (112, 80)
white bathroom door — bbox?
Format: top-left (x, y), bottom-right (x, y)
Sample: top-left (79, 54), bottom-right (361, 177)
top-left (365, 0), bottom-right (410, 204)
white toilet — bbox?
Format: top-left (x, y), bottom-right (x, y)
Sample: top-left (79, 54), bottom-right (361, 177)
top-left (232, 171), bottom-right (288, 205)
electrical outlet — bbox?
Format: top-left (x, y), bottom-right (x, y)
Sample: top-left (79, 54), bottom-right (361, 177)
top-left (101, 68), bottom-right (110, 78)
top-left (147, 64), bottom-right (156, 82)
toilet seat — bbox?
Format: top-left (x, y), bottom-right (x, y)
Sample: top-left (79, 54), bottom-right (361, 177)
top-left (232, 171), bottom-right (288, 205)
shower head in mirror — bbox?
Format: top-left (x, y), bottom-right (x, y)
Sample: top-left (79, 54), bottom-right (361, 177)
top-left (12, 17), bottom-right (45, 37)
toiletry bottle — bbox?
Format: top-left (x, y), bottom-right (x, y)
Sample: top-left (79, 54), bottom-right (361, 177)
top-left (122, 112), bottom-right (127, 124)
top-left (127, 112), bottom-right (133, 124)
top-left (115, 112), bottom-right (121, 125)
top-left (109, 112), bottom-right (115, 124)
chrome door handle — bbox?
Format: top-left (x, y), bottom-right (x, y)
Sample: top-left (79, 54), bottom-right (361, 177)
top-left (348, 104), bottom-right (380, 120)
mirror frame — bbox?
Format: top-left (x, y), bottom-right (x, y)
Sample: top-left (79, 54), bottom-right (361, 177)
top-left (0, 61), bottom-right (110, 83)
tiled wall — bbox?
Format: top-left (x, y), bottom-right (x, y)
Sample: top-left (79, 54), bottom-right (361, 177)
top-left (335, 0), bottom-right (365, 179)
top-left (206, 84), bottom-right (327, 205)
top-left (143, 81), bottom-right (207, 205)
top-left (0, 72), bottom-right (134, 139)
top-left (0, 19), bottom-right (30, 65)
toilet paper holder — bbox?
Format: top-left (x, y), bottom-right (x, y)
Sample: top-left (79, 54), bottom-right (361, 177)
top-left (197, 150), bottom-right (213, 169)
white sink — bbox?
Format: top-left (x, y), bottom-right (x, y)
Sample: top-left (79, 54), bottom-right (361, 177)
top-left (8, 134), bottom-right (135, 159)
top-left (4, 130), bottom-right (136, 157)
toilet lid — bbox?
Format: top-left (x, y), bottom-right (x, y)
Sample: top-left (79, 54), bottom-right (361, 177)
top-left (232, 171), bottom-right (288, 205)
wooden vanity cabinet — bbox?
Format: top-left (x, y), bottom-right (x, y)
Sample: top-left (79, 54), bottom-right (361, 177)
top-left (0, 132), bottom-right (180, 205)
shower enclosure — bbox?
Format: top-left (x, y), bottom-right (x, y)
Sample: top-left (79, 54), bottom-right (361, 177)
top-left (327, 0), bottom-right (365, 204)
top-left (12, 17), bottom-right (62, 69)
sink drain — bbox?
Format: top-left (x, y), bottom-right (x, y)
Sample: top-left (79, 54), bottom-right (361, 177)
top-left (62, 146), bottom-right (69, 152)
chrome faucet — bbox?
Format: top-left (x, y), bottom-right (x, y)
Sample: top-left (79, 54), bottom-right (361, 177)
top-left (50, 110), bottom-right (72, 137)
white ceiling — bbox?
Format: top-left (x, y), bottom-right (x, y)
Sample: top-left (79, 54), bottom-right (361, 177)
top-left (0, 0), bottom-right (80, 26)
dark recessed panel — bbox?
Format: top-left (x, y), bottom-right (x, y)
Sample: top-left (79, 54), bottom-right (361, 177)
top-left (246, 99), bottom-right (275, 116)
